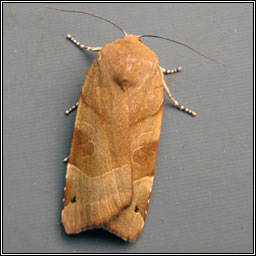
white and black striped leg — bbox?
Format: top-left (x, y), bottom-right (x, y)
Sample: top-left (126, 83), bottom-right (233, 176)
top-left (63, 156), bottom-right (69, 163)
top-left (65, 102), bottom-right (78, 115)
top-left (161, 66), bottom-right (182, 75)
top-left (66, 34), bottom-right (102, 52)
top-left (161, 71), bottom-right (197, 117)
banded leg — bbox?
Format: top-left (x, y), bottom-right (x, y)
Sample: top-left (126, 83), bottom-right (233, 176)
top-left (161, 70), bottom-right (197, 117)
top-left (66, 34), bottom-right (102, 52)
top-left (161, 66), bottom-right (183, 75)
top-left (65, 102), bottom-right (78, 115)
top-left (63, 156), bottom-right (69, 163)
top-left (64, 101), bottom-right (78, 163)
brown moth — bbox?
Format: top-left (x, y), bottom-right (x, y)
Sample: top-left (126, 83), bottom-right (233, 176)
top-left (63, 34), bottom-right (163, 243)
top-left (49, 6), bottom-right (220, 243)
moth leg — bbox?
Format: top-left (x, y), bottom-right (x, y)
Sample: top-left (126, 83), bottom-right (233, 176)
top-left (162, 72), bottom-right (197, 117)
top-left (65, 102), bottom-right (78, 115)
top-left (63, 156), bottom-right (69, 163)
top-left (161, 66), bottom-right (182, 75)
top-left (66, 34), bottom-right (102, 52)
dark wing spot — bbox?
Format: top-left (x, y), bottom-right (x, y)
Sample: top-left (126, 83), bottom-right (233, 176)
top-left (71, 196), bottom-right (76, 203)
top-left (134, 205), bottom-right (139, 212)
top-left (80, 142), bottom-right (94, 157)
top-left (133, 142), bottom-right (158, 166)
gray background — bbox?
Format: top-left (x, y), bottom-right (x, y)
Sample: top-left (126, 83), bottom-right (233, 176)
top-left (3, 2), bottom-right (253, 254)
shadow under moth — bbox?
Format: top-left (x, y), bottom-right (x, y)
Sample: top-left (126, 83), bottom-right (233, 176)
top-left (48, 6), bottom-right (221, 242)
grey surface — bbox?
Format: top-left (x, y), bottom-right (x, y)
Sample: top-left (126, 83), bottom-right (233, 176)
top-left (3, 2), bottom-right (253, 253)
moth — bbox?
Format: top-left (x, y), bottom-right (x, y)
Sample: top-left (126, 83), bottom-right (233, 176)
top-left (49, 6), bottom-right (220, 242)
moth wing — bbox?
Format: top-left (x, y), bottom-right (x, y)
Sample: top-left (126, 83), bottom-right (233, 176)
top-left (62, 56), bottom-right (133, 234)
top-left (103, 62), bottom-right (163, 242)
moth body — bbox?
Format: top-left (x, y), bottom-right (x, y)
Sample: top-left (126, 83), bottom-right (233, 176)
top-left (62, 35), bottom-right (163, 242)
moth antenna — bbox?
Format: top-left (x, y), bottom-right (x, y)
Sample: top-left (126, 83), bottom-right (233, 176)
top-left (47, 6), bottom-right (127, 37)
top-left (139, 34), bottom-right (224, 65)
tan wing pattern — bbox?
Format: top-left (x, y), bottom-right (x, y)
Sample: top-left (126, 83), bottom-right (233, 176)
top-left (62, 35), bottom-right (163, 242)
